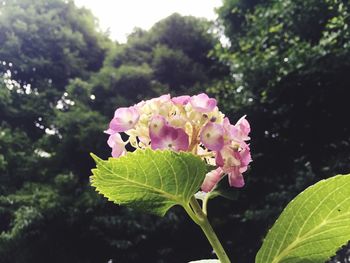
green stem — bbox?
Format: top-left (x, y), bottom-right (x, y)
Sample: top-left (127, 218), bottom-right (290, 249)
top-left (183, 202), bottom-right (201, 225)
top-left (202, 193), bottom-right (210, 215)
top-left (186, 196), bottom-right (231, 263)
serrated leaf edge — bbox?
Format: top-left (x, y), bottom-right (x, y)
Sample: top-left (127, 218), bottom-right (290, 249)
top-left (90, 149), bottom-right (206, 209)
top-left (257, 174), bottom-right (350, 263)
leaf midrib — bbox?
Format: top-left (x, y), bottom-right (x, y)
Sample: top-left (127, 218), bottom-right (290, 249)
top-left (270, 207), bottom-right (350, 263)
top-left (95, 157), bottom-right (185, 205)
top-left (266, 180), bottom-right (327, 261)
top-left (267, 178), bottom-right (350, 263)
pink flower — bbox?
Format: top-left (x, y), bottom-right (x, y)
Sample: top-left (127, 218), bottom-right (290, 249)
top-left (201, 167), bottom-right (224, 192)
top-left (240, 145), bottom-right (252, 167)
top-left (190, 93), bottom-right (217, 113)
top-left (149, 115), bottom-right (167, 138)
top-left (233, 115), bottom-right (251, 141)
top-left (150, 126), bottom-right (189, 152)
top-left (108, 106), bottom-right (140, 133)
top-left (227, 168), bottom-right (245, 188)
top-left (104, 93), bottom-right (252, 191)
top-left (107, 133), bottom-right (126, 158)
top-left (135, 100), bottom-right (146, 109)
top-left (172, 95), bottom-right (190, 105)
top-left (215, 144), bottom-right (252, 188)
top-left (222, 117), bottom-right (235, 140)
top-left (222, 116), bottom-right (250, 144)
top-left (200, 122), bottom-right (224, 151)
top-left (158, 94), bottom-right (171, 102)
top-left (151, 94), bottom-right (171, 104)
top-left (216, 145), bottom-right (241, 168)
top-left (149, 116), bottom-right (189, 151)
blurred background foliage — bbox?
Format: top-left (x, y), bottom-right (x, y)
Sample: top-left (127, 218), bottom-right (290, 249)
top-left (0, 0), bottom-right (349, 262)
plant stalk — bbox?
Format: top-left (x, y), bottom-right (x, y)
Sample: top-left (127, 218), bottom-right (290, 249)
top-left (186, 196), bottom-right (231, 263)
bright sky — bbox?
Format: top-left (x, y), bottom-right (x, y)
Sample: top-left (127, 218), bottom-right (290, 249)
top-left (74, 0), bottom-right (222, 43)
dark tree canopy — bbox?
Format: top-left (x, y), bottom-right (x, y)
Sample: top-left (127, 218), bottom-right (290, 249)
top-left (211, 0), bottom-right (350, 261)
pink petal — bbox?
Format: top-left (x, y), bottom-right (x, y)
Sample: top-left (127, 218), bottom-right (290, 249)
top-left (109, 106), bottom-right (140, 132)
top-left (223, 117), bottom-right (232, 133)
top-left (170, 127), bottom-right (189, 151)
top-left (172, 95), bottom-right (190, 105)
top-left (139, 135), bottom-right (150, 146)
top-left (107, 133), bottom-right (126, 158)
top-left (112, 146), bottom-right (126, 158)
top-left (200, 122), bottom-right (224, 151)
top-left (190, 93), bottom-right (217, 113)
top-left (239, 166), bottom-right (248, 173)
top-left (216, 145), bottom-right (241, 168)
top-left (151, 125), bottom-right (189, 152)
top-left (236, 115), bottom-right (250, 133)
top-left (215, 150), bottom-right (225, 167)
top-left (159, 94), bottom-right (171, 102)
top-left (223, 117), bottom-right (237, 138)
top-left (135, 100), bottom-right (146, 109)
top-left (234, 115), bottom-right (251, 141)
top-left (150, 94), bottom-right (171, 104)
top-left (240, 146), bottom-right (252, 167)
top-left (215, 144), bottom-right (250, 188)
top-left (201, 167), bottom-right (224, 192)
top-left (228, 168), bottom-right (245, 188)
top-left (104, 128), bottom-right (115, 135)
top-left (149, 115), bottom-right (167, 138)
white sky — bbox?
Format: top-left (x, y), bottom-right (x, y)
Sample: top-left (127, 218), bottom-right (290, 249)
top-left (74, 0), bottom-right (222, 43)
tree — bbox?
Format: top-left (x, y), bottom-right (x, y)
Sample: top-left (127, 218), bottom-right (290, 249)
top-left (83, 13), bottom-right (228, 116)
top-left (212, 0), bottom-right (350, 261)
top-left (0, 0), bottom-right (109, 91)
top-left (0, 1), bottom-right (111, 262)
top-left (0, 2), bottom-right (228, 262)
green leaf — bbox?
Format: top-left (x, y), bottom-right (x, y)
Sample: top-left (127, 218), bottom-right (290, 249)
top-left (90, 149), bottom-right (207, 216)
top-left (207, 174), bottom-right (240, 201)
top-left (256, 174), bottom-right (350, 263)
top-left (269, 23), bottom-right (283, 33)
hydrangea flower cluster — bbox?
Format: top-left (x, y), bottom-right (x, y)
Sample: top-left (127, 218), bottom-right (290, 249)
top-left (105, 93), bottom-right (252, 192)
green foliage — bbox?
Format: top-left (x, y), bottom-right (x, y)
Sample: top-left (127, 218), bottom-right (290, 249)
top-left (0, 2), bottom-right (224, 260)
top-left (152, 44), bottom-right (205, 92)
top-left (212, 1), bottom-right (350, 261)
top-left (91, 150), bottom-right (207, 216)
top-left (256, 174), bottom-right (350, 263)
top-left (0, 0), bottom-right (109, 91)
top-left (87, 13), bottom-right (228, 117)
top-left (328, 241), bottom-right (350, 263)
top-left (0, 1), bottom-right (111, 262)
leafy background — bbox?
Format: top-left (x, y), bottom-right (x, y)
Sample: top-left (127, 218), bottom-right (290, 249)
top-left (0, 0), bottom-right (349, 262)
